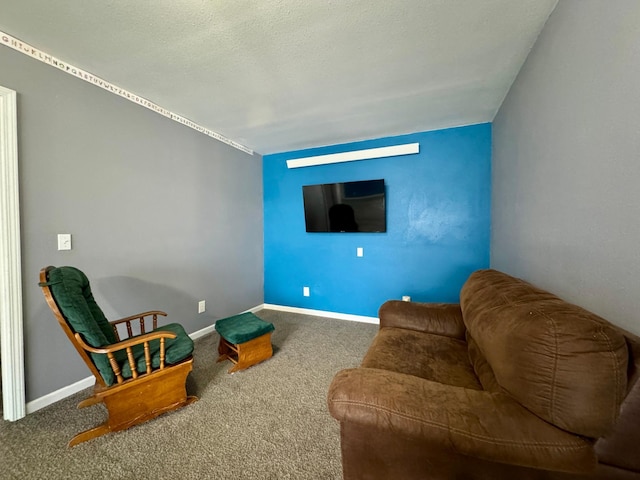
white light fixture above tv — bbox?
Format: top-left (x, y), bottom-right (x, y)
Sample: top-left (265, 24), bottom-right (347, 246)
top-left (286, 142), bottom-right (420, 169)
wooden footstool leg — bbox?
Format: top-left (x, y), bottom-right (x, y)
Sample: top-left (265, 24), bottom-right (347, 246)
top-left (217, 332), bottom-right (273, 373)
top-left (217, 336), bottom-right (236, 364)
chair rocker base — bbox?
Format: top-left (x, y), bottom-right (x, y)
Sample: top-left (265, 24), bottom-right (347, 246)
top-left (69, 357), bottom-right (197, 447)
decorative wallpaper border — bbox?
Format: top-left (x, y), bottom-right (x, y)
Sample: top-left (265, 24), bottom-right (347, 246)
top-left (0, 30), bottom-right (253, 155)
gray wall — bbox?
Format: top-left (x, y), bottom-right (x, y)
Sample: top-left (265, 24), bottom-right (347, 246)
top-left (492, 0), bottom-right (640, 334)
top-left (0, 46), bottom-right (264, 401)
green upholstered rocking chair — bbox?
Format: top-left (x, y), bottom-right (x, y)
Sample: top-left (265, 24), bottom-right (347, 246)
top-left (39, 266), bottom-right (197, 446)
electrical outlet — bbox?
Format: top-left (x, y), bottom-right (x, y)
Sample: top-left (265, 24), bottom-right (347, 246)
top-left (303, 286), bottom-right (310, 297)
top-left (198, 300), bottom-right (206, 313)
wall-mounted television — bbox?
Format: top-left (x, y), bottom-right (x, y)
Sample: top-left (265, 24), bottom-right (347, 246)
top-left (302, 179), bottom-right (386, 233)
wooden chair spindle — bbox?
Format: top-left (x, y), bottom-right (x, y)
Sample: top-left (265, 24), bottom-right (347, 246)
top-left (107, 352), bottom-right (125, 384)
top-left (144, 341), bottom-right (152, 374)
top-left (112, 324), bottom-right (121, 342)
top-left (160, 338), bottom-right (166, 369)
top-left (126, 347), bottom-right (138, 379)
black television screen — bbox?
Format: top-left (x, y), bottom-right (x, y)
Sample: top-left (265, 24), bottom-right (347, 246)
top-left (302, 179), bottom-right (386, 233)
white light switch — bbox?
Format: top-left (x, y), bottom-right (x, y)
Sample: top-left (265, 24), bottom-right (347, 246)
top-left (57, 234), bottom-right (72, 251)
top-left (357, 247), bottom-right (364, 257)
top-left (303, 286), bottom-right (310, 297)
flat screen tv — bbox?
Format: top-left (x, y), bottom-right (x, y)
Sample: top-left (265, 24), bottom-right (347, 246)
top-left (302, 179), bottom-right (386, 233)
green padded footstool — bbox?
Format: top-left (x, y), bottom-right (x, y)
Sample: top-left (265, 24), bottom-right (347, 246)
top-left (215, 312), bottom-right (275, 373)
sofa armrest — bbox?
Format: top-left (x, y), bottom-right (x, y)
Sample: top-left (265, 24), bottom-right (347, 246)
top-left (328, 368), bottom-right (596, 474)
top-left (378, 300), bottom-right (466, 339)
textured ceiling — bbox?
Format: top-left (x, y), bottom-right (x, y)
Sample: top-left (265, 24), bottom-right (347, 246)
top-left (0, 0), bottom-right (557, 155)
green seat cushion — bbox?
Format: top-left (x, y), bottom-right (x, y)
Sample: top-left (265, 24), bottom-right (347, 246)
top-left (119, 322), bottom-right (194, 379)
top-left (215, 312), bottom-right (275, 344)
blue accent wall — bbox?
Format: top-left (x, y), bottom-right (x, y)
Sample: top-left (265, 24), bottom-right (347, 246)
top-left (263, 124), bottom-right (491, 317)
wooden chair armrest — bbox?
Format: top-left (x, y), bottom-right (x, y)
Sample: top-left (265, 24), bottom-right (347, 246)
top-left (75, 329), bottom-right (177, 384)
top-left (109, 310), bottom-right (167, 340)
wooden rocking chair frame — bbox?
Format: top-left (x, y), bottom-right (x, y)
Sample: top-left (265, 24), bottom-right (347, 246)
top-left (39, 266), bottom-right (197, 446)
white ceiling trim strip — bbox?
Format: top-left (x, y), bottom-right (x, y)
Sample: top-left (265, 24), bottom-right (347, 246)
top-left (0, 31), bottom-right (253, 155)
top-left (286, 142), bottom-right (419, 169)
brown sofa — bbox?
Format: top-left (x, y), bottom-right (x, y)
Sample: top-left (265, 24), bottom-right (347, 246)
top-left (328, 269), bottom-right (640, 479)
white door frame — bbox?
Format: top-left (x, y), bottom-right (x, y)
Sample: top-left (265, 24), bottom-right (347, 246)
top-left (0, 85), bottom-right (26, 421)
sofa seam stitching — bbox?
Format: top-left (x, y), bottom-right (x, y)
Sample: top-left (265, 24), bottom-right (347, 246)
top-left (549, 313), bottom-right (559, 425)
top-left (535, 309), bottom-right (559, 424)
top-left (598, 325), bottom-right (621, 426)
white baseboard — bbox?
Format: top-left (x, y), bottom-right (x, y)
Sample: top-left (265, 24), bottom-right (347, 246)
top-left (190, 323), bottom-right (217, 340)
top-left (26, 375), bottom-right (94, 414)
top-left (261, 303), bottom-right (379, 324)
top-left (26, 303), bottom-right (371, 414)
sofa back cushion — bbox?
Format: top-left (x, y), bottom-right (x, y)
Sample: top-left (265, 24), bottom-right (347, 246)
top-left (460, 269), bottom-right (628, 438)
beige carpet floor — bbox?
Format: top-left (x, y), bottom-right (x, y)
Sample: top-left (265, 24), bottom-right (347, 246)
top-left (0, 309), bottom-right (378, 479)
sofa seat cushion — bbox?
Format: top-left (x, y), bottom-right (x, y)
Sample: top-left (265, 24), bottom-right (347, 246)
top-left (361, 327), bottom-right (483, 390)
top-left (461, 269), bottom-right (628, 438)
